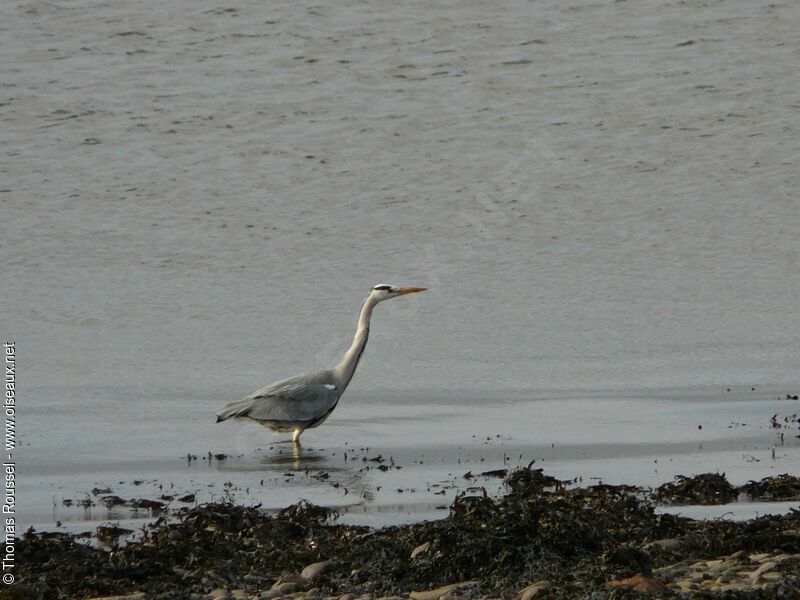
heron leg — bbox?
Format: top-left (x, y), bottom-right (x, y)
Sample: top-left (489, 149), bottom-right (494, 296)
top-left (292, 428), bottom-right (303, 445)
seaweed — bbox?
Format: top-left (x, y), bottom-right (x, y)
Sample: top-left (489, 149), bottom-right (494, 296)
top-left (741, 474), bottom-right (800, 501)
top-left (653, 473), bottom-right (738, 505)
top-left (12, 469), bottom-right (800, 599)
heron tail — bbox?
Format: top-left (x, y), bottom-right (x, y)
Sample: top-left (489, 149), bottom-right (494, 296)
top-left (215, 398), bottom-right (253, 423)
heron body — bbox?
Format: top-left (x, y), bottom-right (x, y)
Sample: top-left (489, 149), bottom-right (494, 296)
top-left (215, 284), bottom-right (426, 443)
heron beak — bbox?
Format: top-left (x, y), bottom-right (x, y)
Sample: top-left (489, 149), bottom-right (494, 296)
top-left (396, 287), bottom-right (427, 296)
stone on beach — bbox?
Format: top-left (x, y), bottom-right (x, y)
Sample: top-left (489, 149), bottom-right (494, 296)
top-left (606, 574), bottom-right (667, 593)
top-left (410, 541), bottom-right (431, 559)
top-left (517, 580), bottom-right (550, 600)
top-left (302, 560), bottom-right (334, 582)
top-left (410, 581), bottom-right (477, 600)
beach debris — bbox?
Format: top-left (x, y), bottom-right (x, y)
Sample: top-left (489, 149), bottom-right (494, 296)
top-left (278, 499), bottom-right (336, 524)
top-left (77, 495), bottom-right (95, 509)
top-left (652, 473), bottom-right (737, 505)
top-left (129, 498), bottom-right (166, 512)
top-left (479, 469), bottom-right (508, 478)
top-left (504, 466), bottom-right (562, 494)
top-left (100, 495), bottom-right (127, 508)
top-left (96, 524), bottom-right (134, 545)
top-left (741, 474), bottom-right (800, 501)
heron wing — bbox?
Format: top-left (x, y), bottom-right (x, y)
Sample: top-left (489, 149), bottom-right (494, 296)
top-left (216, 376), bottom-right (339, 423)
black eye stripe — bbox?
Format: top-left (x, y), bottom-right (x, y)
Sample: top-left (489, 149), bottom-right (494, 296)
top-left (372, 285), bottom-right (392, 291)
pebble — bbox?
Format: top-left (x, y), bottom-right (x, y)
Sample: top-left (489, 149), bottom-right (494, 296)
top-left (772, 553), bottom-right (794, 563)
top-left (302, 561), bottom-right (334, 582)
top-left (752, 561), bottom-right (777, 578)
top-left (411, 541), bottom-right (431, 559)
top-left (272, 583), bottom-right (305, 595)
top-left (518, 580), bottom-right (550, 600)
top-left (410, 581), bottom-right (477, 600)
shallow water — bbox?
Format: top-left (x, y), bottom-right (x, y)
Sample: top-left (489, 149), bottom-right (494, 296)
top-left (21, 386), bottom-right (800, 533)
top-left (4, 0), bottom-right (799, 531)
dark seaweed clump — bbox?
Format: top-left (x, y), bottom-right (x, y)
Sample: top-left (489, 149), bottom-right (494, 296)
top-left (12, 468), bottom-right (800, 599)
top-left (653, 473), bottom-right (738, 505)
top-left (741, 474), bottom-right (800, 501)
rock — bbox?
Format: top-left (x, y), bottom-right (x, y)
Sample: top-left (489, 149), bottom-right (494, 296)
top-left (230, 591), bottom-right (248, 600)
top-left (258, 592), bottom-right (284, 600)
top-left (205, 590), bottom-right (231, 600)
top-left (752, 561), bottom-right (777, 578)
top-left (88, 594), bottom-right (147, 600)
top-left (338, 594), bottom-right (357, 600)
top-left (518, 580), bottom-right (550, 600)
top-left (749, 553), bottom-right (770, 562)
top-left (271, 582), bottom-right (305, 595)
top-left (606, 574), bottom-right (667, 593)
top-left (301, 561), bottom-right (333, 582)
top-left (410, 581), bottom-right (477, 600)
top-left (411, 541), bottom-right (431, 559)
top-left (715, 573), bottom-right (735, 584)
top-left (772, 553), bottom-right (794, 563)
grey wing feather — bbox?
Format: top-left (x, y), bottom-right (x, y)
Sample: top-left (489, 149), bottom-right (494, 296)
top-left (216, 374), bottom-right (339, 423)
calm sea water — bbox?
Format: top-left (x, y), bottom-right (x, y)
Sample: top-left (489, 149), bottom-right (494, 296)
top-left (3, 0), bottom-right (798, 530)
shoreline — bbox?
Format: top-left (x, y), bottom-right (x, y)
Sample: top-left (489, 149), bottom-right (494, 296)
top-left (15, 469), bottom-right (800, 599)
top-left (20, 390), bottom-right (800, 535)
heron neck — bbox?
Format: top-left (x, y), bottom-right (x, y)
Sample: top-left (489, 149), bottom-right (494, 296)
top-left (333, 295), bottom-right (377, 392)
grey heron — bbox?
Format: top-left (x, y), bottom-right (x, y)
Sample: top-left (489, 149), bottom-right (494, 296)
top-left (215, 284), bottom-right (426, 444)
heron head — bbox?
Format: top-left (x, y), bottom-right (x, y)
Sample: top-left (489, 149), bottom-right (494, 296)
top-left (370, 284), bottom-right (427, 302)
